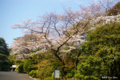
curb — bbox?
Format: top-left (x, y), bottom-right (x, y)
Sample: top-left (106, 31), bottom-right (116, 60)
top-left (28, 75), bottom-right (41, 80)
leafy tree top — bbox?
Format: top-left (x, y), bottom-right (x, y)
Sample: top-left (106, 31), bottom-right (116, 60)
top-left (107, 2), bottom-right (120, 16)
top-left (76, 22), bottom-right (120, 79)
top-left (0, 38), bottom-right (9, 56)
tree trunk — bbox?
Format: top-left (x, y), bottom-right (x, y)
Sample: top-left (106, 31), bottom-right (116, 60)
top-left (75, 51), bottom-right (81, 70)
top-left (61, 66), bottom-right (67, 80)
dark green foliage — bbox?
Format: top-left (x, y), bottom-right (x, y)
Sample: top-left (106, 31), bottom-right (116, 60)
top-left (17, 64), bottom-right (24, 73)
top-left (76, 22), bottom-right (120, 79)
top-left (23, 55), bottom-right (38, 73)
top-left (15, 59), bottom-right (23, 65)
top-left (23, 58), bottom-right (36, 73)
top-left (66, 68), bottom-right (75, 78)
top-left (107, 2), bottom-right (120, 16)
top-left (0, 53), bottom-right (8, 60)
top-left (52, 61), bottom-right (62, 70)
top-left (0, 53), bottom-right (11, 71)
top-left (8, 54), bottom-right (15, 64)
top-left (0, 38), bottom-right (9, 56)
top-left (70, 49), bottom-right (79, 59)
top-left (15, 54), bottom-right (38, 74)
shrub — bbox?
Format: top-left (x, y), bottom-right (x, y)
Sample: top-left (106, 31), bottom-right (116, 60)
top-left (37, 60), bottom-right (54, 78)
top-left (23, 59), bottom-right (34, 73)
top-left (51, 72), bottom-right (54, 79)
top-left (16, 64), bottom-right (24, 73)
top-left (15, 67), bottom-right (18, 72)
top-left (29, 70), bottom-right (39, 78)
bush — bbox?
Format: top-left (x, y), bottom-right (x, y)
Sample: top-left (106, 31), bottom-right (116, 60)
top-left (16, 64), bottom-right (24, 73)
top-left (23, 59), bottom-right (34, 73)
top-left (15, 67), bottom-right (18, 72)
top-left (51, 72), bottom-right (54, 79)
top-left (29, 70), bottom-right (39, 78)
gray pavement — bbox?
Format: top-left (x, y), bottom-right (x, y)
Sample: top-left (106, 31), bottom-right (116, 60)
top-left (0, 71), bottom-right (33, 80)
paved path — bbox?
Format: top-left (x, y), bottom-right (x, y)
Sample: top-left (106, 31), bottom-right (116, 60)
top-left (0, 71), bottom-right (32, 80)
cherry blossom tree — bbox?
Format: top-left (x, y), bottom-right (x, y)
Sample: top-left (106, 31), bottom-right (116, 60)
top-left (11, 4), bottom-right (104, 78)
top-left (11, 34), bottom-right (48, 55)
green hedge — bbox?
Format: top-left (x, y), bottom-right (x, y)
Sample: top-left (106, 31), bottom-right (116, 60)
top-left (29, 70), bottom-right (39, 78)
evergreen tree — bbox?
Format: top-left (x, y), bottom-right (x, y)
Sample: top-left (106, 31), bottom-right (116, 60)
top-left (107, 2), bottom-right (120, 16)
top-left (0, 38), bottom-right (9, 56)
top-left (76, 22), bottom-right (120, 80)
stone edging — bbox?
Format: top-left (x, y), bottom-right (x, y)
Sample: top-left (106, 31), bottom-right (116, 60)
top-left (28, 74), bottom-right (40, 80)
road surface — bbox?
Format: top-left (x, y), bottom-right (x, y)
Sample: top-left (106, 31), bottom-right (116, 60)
top-left (0, 71), bottom-right (32, 80)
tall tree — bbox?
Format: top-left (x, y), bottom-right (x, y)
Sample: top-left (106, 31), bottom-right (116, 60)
top-left (0, 38), bottom-right (9, 56)
top-left (76, 22), bottom-right (120, 80)
top-left (11, 4), bottom-right (104, 78)
top-left (107, 2), bottom-right (120, 16)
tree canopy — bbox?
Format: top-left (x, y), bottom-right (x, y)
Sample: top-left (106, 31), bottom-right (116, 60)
top-left (107, 2), bottom-right (120, 16)
top-left (10, 1), bottom-right (119, 79)
top-left (0, 38), bottom-right (9, 56)
top-left (76, 22), bottom-right (120, 80)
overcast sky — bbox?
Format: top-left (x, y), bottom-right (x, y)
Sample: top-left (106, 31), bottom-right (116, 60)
top-left (0, 0), bottom-right (92, 47)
